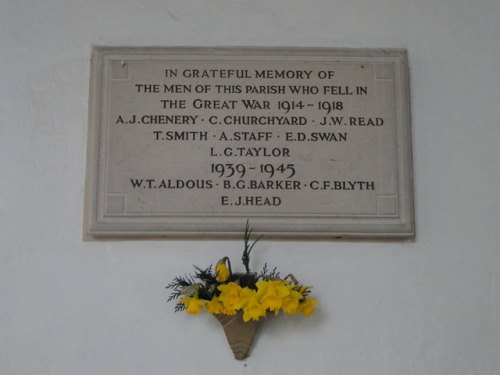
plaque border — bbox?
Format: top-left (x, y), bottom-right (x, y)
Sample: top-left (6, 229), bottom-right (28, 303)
top-left (84, 46), bottom-right (414, 240)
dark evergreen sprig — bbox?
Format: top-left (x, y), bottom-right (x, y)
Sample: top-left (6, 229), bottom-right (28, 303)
top-left (242, 220), bottom-right (263, 274)
top-left (166, 265), bottom-right (217, 304)
top-left (260, 263), bottom-right (281, 279)
top-left (298, 286), bottom-right (312, 298)
top-left (284, 274), bottom-right (312, 299)
top-left (193, 265), bottom-right (216, 286)
top-left (174, 301), bottom-right (186, 312)
top-left (193, 265), bottom-right (216, 299)
top-left (166, 274), bottom-right (196, 303)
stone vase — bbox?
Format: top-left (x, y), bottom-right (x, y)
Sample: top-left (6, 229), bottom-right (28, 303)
top-left (215, 311), bottom-right (261, 360)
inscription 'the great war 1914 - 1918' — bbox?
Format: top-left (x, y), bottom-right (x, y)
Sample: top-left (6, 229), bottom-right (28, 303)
top-left (84, 47), bottom-right (414, 239)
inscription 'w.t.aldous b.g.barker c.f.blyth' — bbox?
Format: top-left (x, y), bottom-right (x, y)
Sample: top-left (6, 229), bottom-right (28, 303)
top-left (83, 47), bottom-right (414, 239)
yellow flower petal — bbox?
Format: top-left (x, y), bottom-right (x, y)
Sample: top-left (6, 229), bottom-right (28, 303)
top-left (218, 282), bottom-right (242, 311)
top-left (206, 296), bottom-right (223, 314)
top-left (256, 280), bottom-right (291, 312)
top-left (298, 298), bottom-right (318, 317)
top-left (282, 290), bottom-right (303, 315)
top-left (240, 288), bottom-right (267, 322)
top-left (215, 258), bottom-right (230, 282)
top-left (182, 296), bottom-right (208, 315)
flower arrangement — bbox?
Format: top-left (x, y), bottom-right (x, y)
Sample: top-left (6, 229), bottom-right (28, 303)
top-left (166, 222), bottom-right (318, 359)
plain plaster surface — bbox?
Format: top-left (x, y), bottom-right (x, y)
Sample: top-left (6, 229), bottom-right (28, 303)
top-left (1, 0), bottom-right (500, 374)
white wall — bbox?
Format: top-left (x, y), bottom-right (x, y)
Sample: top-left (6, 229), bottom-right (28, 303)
top-left (1, 0), bottom-right (500, 374)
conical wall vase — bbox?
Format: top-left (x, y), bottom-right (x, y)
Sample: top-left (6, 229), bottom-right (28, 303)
top-left (215, 311), bottom-right (261, 360)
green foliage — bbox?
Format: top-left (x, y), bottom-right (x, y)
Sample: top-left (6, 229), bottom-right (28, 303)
top-left (166, 265), bottom-right (217, 309)
top-left (242, 220), bottom-right (263, 274)
top-left (259, 263), bottom-right (281, 279)
top-left (166, 221), bottom-right (312, 310)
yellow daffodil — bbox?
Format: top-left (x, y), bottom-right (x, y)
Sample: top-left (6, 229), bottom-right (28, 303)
top-left (221, 304), bottom-right (238, 316)
top-left (218, 282), bottom-right (242, 312)
top-left (239, 288), bottom-right (267, 322)
top-left (215, 258), bottom-right (231, 282)
top-left (182, 296), bottom-right (207, 315)
top-left (256, 280), bottom-right (291, 313)
top-left (298, 298), bottom-right (318, 317)
top-left (206, 296), bottom-right (223, 314)
top-left (281, 290), bottom-right (303, 315)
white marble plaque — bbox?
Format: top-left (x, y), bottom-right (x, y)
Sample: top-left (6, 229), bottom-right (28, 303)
top-left (84, 47), bottom-right (414, 239)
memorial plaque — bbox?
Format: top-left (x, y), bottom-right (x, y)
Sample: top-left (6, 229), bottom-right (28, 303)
top-left (84, 47), bottom-right (414, 239)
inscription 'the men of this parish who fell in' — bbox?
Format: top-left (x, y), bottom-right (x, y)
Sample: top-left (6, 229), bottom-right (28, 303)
top-left (84, 47), bottom-right (414, 239)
